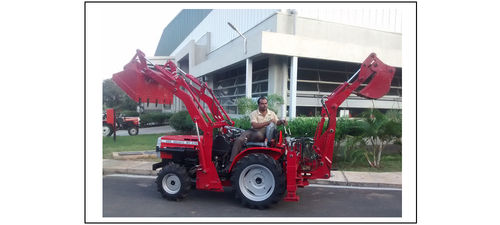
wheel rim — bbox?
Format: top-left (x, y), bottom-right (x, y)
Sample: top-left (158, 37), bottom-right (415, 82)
top-left (103, 126), bottom-right (111, 136)
top-left (239, 164), bottom-right (275, 202)
top-left (130, 128), bottom-right (137, 135)
top-left (162, 173), bottom-right (181, 194)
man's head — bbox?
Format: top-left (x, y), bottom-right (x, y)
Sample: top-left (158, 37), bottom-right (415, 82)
top-left (257, 96), bottom-right (268, 112)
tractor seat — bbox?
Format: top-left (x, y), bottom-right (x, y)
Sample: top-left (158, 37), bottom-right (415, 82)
top-left (245, 123), bottom-right (277, 148)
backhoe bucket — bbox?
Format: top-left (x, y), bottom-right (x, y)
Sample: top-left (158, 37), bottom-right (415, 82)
top-left (112, 58), bottom-right (174, 105)
top-left (355, 53), bottom-right (396, 99)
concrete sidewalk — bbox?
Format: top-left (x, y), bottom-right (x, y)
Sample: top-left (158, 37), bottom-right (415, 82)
top-left (103, 159), bottom-right (401, 188)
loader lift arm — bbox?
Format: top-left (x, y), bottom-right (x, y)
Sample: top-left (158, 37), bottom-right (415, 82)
top-left (112, 49), bottom-right (234, 191)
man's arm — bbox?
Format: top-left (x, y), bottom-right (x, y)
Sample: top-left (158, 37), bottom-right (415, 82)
top-left (272, 112), bottom-right (288, 126)
top-left (251, 120), bottom-right (272, 129)
top-left (276, 119), bottom-right (288, 126)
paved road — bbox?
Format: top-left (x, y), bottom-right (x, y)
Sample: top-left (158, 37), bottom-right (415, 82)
top-left (115, 125), bottom-right (175, 136)
top-left (103, 175), bottom-right (401, 218)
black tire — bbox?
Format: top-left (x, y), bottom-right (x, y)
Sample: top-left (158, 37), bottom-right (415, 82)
top-left (230, 153), bottom-right (285, 209)
top-left (156, 162), bottom-right (191, 201)
top-left (103, 124), bottom-right (113, 136)
top-left (128, 126), bottom-right (139, 136)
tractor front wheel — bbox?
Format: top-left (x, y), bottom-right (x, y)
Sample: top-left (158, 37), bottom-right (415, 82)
top-left (128, 126), bottom-right (139, 136)
top-left (156, 162), bottom-right (191, 201)
top-left (230, 153), bottom-right (285, 209)
top-left (103, 124), bottom-right (113, 136)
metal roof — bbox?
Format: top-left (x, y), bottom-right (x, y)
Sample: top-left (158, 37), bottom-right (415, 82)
top-left (154, 9), bottom-right (212, 56)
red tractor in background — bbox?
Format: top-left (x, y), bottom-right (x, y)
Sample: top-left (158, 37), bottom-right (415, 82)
top-left (112, 50), bottom-right (395, 208)
top-left (103, 108), bottom-right (140, 136)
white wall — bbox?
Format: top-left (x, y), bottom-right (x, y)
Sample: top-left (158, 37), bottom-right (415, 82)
top-left (296, 7), bottom-right (402, 33)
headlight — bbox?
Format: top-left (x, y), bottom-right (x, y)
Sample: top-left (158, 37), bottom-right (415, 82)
top-left (156, 137), bottom-right (162, 147)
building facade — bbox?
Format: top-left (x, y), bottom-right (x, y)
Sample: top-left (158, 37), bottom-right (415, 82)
top-left (152, 9), bottom-right (402, 118)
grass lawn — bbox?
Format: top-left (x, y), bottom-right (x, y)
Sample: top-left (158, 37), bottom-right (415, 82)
top-left (103, 133), bottom-right (164, 159)
top-left (335, 154), bottom-right (402, 172)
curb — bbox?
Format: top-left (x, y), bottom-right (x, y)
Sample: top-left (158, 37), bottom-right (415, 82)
top-left (112, 151), bottom-right (157, 160)
top-left (103, 168), bottom-right (158, 176)
top-left (309, 180), bottom-right (401, 188)
top-left (103, 167), bottom-right (401, 189)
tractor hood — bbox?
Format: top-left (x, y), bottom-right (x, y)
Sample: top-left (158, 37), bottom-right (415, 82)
top-left (157, 135), bottom-right (202, 149)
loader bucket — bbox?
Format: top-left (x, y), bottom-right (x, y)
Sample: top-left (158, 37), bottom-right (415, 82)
top-left (355, 53), bottom-right (396, 99)
top-left (112, 59), bottom-right (174, 105)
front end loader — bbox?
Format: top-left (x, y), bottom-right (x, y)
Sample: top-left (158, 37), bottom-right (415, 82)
top-left (111, 50), bottom-right (395, 208)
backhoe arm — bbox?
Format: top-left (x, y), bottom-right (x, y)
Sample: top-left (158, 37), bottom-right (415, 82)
top-left (309, 53), bottom-right (396, 178)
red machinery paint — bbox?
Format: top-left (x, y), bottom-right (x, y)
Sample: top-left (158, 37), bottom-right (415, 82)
top-left (111, 50), bottom-right (395, 207)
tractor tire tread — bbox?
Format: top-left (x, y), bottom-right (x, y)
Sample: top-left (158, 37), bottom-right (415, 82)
top-left (156, 162), bottom-right (191, 201)
top-left (230, 153), bottom-right (285, 209)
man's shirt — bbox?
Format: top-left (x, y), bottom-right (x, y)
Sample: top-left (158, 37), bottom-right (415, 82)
top-left (249, 109), bottom-right (278, 129)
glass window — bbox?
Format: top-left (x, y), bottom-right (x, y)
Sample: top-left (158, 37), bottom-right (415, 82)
top-left (235, 76), bottom-right (245, 84)
top-left (318, 83), bottom-right (338, 92)
top-left (388, 88), bottom-right (402, 96)
top-left (297, 82), bottom-right (318, 91)
top-left (298, 69), bottom-right (319, 81)
top-left (252, 83), bottom-right (268, 93)
top-left (253, 70), bottom-right (268, 81)
top-left (296, 106), bottom-right (322, 117)
top-left (319, 71), bottom-right (347, 82)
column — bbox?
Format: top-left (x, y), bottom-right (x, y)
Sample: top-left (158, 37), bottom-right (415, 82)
top-left (289, 56), bottom-right (298, 119)
top-left (245, 58), bottom-right (253, 98)
top-left (281, 59), bottom-right (288, 119)
top-left (268, 56), bottom-right (288, 119)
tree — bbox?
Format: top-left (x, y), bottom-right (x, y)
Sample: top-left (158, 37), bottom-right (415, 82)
top-left (236, 97), bottom-right (255, 115)
top-left (102, 79), bottom-right (137, 111)
top-left (236, 94), bottom-right (284, 115)
top-left (266, 94), bottom-right (284, 113)
top-left (360, 109), bottom-right (402, 168)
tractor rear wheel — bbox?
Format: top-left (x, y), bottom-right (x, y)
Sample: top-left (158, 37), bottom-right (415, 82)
top-left (156, 162), bottom-right (191, 201)
top-left (128, 126), bottom-right (139, 136)
top-left (230, 153), bottom-right (285, 209)
top-left (103, 124), bottom-right (113, 136)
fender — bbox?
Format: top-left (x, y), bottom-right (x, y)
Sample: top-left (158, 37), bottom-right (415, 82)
top-left (228, 147), bottom-right (284, 172)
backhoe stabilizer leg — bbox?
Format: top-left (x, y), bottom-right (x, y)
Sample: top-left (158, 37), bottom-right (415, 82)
top-left (284, 150), bottom-right (300, 202)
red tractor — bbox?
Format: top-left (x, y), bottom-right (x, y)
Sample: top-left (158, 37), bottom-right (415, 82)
top-left (102, 108), bottom-right (140, 136)
top-left (112, 50), bottom-right (395, 208)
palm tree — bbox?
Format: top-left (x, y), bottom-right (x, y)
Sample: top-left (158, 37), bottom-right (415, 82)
top-left (360, 109), bottom-right (402, 168)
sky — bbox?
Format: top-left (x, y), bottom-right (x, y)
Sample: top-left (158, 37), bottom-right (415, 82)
top-left (86, 3), bottom-right (182, 80)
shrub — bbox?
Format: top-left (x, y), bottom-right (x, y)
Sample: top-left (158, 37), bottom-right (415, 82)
top-left (139, 112), bottom-right (171, 126)
top-left (169, 111), bottom-right (194, 132)
top-left (164, 112), bottom-right (174, 122)
top-left (119, 110), bottom-right (139, 117)
top-left (338, 135), bottom-right (366, 165)
top-left (286, 117), bottom-right (323, 137)
top-left (335, 118), bottom-right (365, 141)
top-left (231, 116), bottom-right (251, 130)
top-left (231, 116), bottom-right (323, 137)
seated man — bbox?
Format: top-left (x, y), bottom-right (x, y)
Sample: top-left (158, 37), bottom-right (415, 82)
top-left (228, 96), bottom-right (288, 164)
